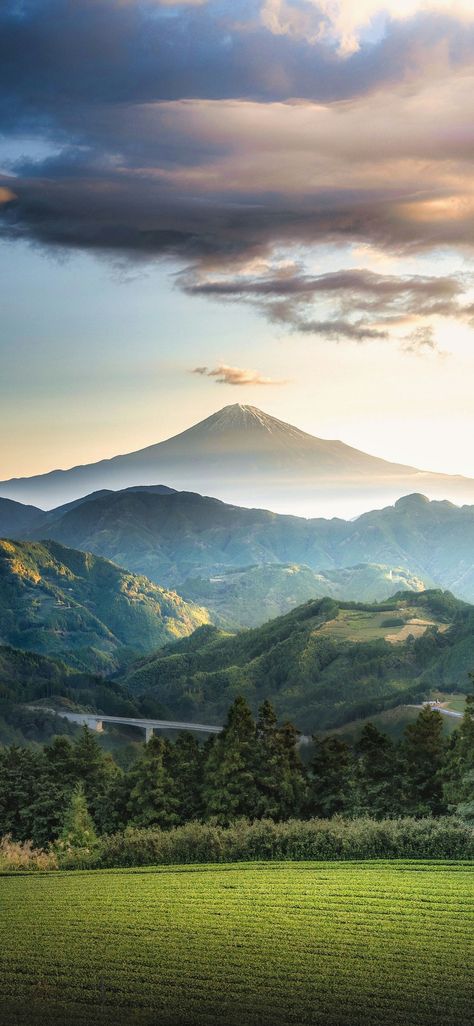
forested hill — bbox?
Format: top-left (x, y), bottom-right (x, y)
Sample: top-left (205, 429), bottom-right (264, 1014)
top-left (0, 539), bottom-right (209, 672)
top-left (4, 488), bottom-right (474, 603)
top-left (121, 591), bottom-right (474, 732)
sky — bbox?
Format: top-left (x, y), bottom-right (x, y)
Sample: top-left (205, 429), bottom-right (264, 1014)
top-left (1, 0), bottom-right (474, 481)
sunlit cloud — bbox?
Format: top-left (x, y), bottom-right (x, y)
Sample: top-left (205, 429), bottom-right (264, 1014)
top-left (191, 364), bottom-right (289, 385)
top-left (261, 1), bottom-right (474, 54)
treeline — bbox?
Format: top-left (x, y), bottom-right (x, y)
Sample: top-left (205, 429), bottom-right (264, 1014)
top-left (1, 691), bottom-right (473, 852)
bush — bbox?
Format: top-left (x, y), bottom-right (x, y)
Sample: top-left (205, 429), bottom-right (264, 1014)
top-left (98, 816), bottom-right (474, 868)
top-left (0, 835), bottom-right (57, 872)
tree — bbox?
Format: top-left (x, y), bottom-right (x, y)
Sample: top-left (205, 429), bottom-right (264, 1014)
top-left (353, 723), bottom-right (403, 817)
top-left (445, 682), bottom-right (474, 820)
top-left (402, 706), bottom-right (446, 816)
top-left (309, 736), bottom-right (352, 818)
top-left (59, 782), bottom-right (99, 850)
top-left (202, 697), bottom-right (259, 823)
top-left (165, 732), bottom-right (204, 823)
top-left (0, 745), bottom-right (47, 844)
top-left (70, 726), bottom-right (119, 830)
top-left (126, 736), bottom-right (178, 829)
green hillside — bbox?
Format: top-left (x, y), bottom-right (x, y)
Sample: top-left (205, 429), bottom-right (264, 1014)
top-left (122, 590), bottom-right (474, 731)
top-left (0, 539), bottom-right (209, 672)
top-left (181, 562), bottom-right (426, 627)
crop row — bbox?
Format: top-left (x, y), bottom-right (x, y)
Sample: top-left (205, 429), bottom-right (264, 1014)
top-left (1, 861), bottom-right (473, 1026)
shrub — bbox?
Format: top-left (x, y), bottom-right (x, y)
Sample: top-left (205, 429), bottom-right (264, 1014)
top-left (0, 835), bottom-right (57, 872)
top-left (98, 816), bottom-right (474, 868)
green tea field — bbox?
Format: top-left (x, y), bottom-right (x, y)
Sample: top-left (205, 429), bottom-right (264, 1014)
top-left (1, 861), bottom-right (473, 1026)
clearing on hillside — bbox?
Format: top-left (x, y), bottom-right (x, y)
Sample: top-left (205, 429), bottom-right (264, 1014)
top-left (317, 604), bottom-right (448, 644)
top-left (1, 861), bottom-right (473, 1025)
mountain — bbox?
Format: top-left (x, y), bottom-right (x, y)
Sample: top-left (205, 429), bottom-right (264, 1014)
top-left (10, 486), bottom-right (474, 603)
top-left (0, 539), bottom-right (209, 672)
top-left (0, 497), bottom-right (44, 536)
top-left (121, 590), bottom-right (474, 732)
top-left (180, 563), bottom-right (427, 628)
top-left (2, 404), bottom-right (474, 516)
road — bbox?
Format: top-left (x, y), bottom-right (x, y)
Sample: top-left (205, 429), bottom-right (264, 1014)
top-left (31, 707), bottom-right (223, 736)
top-left (410, 703), bottom-right (463, 719)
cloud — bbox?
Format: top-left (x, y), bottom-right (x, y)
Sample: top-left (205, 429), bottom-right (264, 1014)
top-left (261, 1), bottom-right (474, 55)
top-left (2, 1), bottom-right (474, 352)
top-left (191, 363), bottom-right (288, 385)
top-left (183, 267), bottom-right (474, 345)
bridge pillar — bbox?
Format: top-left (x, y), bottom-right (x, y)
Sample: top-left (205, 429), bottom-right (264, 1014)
top-left (145, 726), bottom-right (154, 743)
top-left (86, 717), bottom-right (103, 732)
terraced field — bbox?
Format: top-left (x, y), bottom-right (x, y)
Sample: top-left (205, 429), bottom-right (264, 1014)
top-left (317, 605), bottom-right (446, 644)
top-left (1, 861), bottom-right (473, 1026)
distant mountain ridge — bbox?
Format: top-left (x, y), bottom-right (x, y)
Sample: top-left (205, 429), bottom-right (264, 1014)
top-left (2, 404), bottom-right (474, 516)
top-left (2, 486), bottom-right (474, 605)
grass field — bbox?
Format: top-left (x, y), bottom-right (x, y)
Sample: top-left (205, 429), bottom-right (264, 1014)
top-left (317, 605), bottom-right (447, 644)
top-left (1, 861), bottom-right (473, 1026)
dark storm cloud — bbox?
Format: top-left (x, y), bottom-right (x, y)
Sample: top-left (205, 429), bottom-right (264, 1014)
top-left (2, 0), bottom-right (474, 127)
top-left (2, 0), bottom-right (474, 347)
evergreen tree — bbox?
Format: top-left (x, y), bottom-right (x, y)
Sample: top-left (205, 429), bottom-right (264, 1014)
top-left (276, 719), bottom-right (308, 819)
top-left (309, 736), bottom-right (352, 818)
top-left (353, 723), bottom-right (403, 817)
top-left (59, 782), bottom-right (99, 850)
top-left (71, 726), bottom-right (119, 829)
top-left (126, 736), bottom-right (178, 829)
top-left (402, 706), bottom-right (446, 816)
top-left (0, 746), bottom-right (47, 844)
top-left (445, 683), bottom-right (474, 820)
top-left (253, 700), bottom-right (287, 819)
top-left (202, 696), bottom-right (259, 823)
top-left (165, 732), bottom-right (204, 823)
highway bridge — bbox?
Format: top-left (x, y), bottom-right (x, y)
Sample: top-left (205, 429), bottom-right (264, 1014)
top-left (41, 709), bottom-right (223, 742)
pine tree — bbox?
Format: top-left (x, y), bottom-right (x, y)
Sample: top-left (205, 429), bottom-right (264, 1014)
top-left (402, 705), bottom-right (446, 816)
top-left (59, 782), bottom-right (99, 850)
top-left (276, 720), bottom-right (308, 819)
top-left (353, 723), bottom-right (403, 817)
top-left (445, 683), bottom-right (474, 820)
top-left (165, 732), bottom-right (204, 823)
top-left (0, 745), bottom-right (50, 845)
top-left (202, 696), bottom-right (259, 823)
top-left (126, 736), bottom-right (178, 829)
top-left (71, 726), bottom-right (119, 829)
top-left (253, 700), bottom-right (286, 819)
top-left (310, 736), bottom-right (352, 818)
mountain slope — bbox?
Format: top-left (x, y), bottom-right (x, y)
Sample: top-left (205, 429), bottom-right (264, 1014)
top-left (0, 539), bottom-right (209, 672)
top-left (180, 563), bottom-right (427, 628)
top-left (121, 591), bottom-right (474, 731)
top-left (2, 404), bottom-right (474, 516)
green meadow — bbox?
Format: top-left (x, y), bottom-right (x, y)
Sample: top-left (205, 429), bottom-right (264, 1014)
top-left (1, 861), bottom-right (473, 1026)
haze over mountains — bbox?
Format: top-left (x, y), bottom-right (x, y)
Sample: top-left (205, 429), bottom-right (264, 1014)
top-left (3, 405), bottom-right (474, 518)
top-left (3, 486), bottom-right (474, 609)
